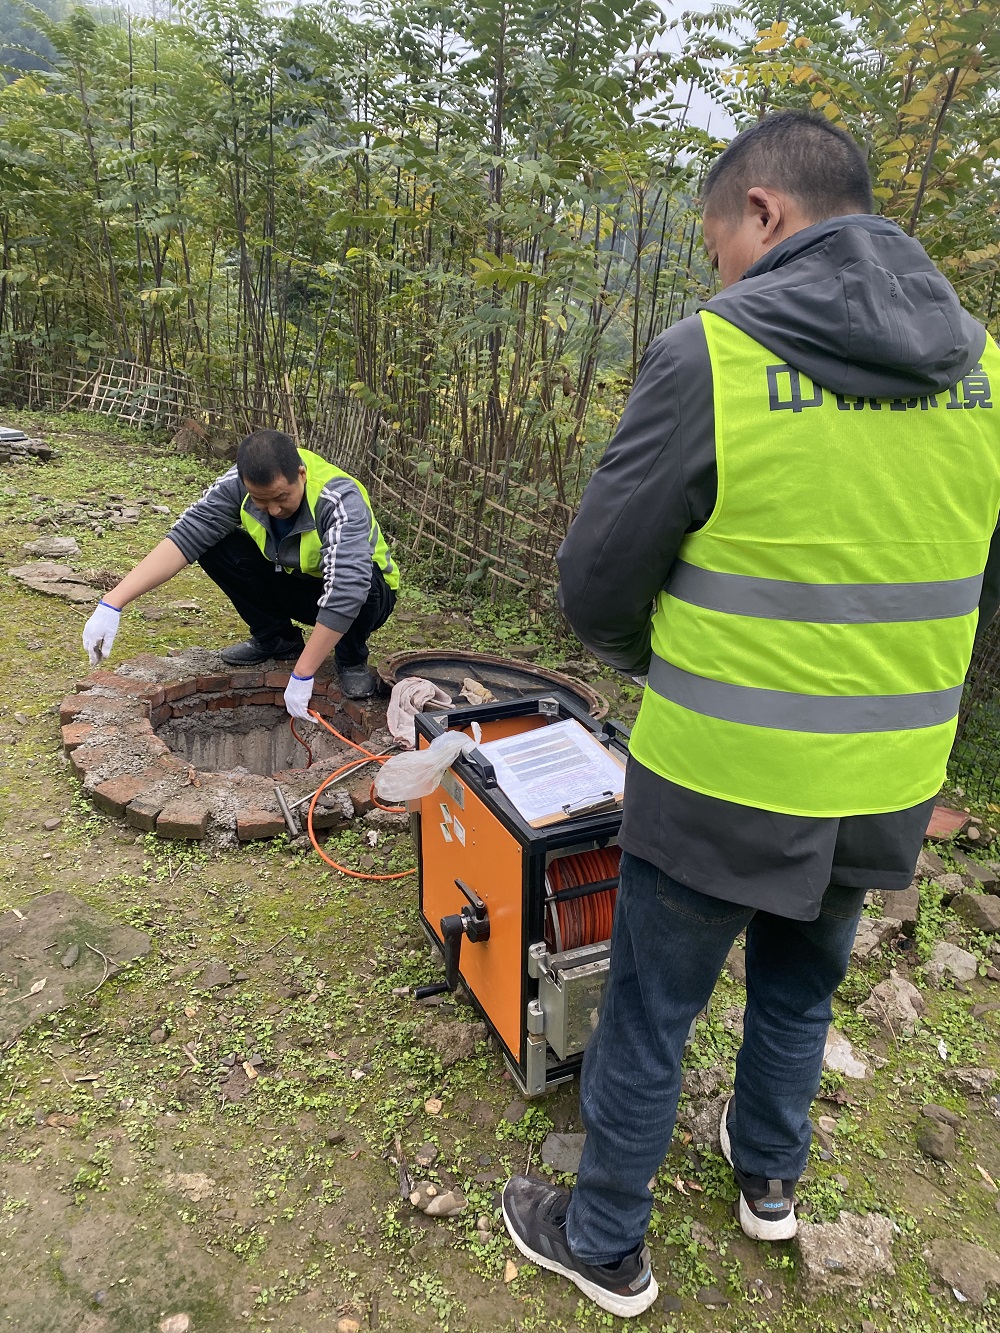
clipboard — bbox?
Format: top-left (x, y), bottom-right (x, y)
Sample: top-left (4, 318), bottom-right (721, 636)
top-left (474, 718), bottom-right (625, 827)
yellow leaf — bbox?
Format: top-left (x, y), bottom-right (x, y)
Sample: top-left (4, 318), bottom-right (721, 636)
top-left (793, 34), bottom-right (810, 48)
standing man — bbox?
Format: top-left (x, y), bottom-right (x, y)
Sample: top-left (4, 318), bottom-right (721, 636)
top-left (502, 111), bottom-right (1000, 1317)
top-left (82, 429), bottom-right (398, 708)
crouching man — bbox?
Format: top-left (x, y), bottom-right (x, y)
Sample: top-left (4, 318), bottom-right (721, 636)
top-left (82, 429), bottom-right (398, 711)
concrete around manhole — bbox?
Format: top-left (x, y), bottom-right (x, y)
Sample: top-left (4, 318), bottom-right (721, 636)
top-left (61, 649), bottom-right (387, 845)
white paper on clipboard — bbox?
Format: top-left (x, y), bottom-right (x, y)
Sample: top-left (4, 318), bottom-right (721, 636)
top-left (475, 718), bottom-right (624, 826)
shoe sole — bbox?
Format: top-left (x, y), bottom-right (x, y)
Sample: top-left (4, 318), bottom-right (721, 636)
top-left (719, 1097), bottom-right (798, 1242)
top-left (501, 1196), bottom-right (659, 1319)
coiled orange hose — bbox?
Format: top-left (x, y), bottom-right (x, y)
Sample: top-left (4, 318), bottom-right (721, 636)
top-left (289, 710), bottom-right (416, 881)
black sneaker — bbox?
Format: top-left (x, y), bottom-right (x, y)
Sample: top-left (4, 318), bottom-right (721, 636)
top-left (220, 634), bottom-right (304, 666)
top-left (338, 663), bottom-right (378, 699)
top-left (501, 1176), bottom-right (658, 1318)
top-left (719, 1097), bottom-right (798, 1240)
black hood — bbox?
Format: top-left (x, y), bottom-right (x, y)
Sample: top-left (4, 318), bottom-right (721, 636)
top-left (702, 214), bottom-right (986, 399)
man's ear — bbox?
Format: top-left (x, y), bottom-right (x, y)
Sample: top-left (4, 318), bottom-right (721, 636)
top-left (746, 186), bottom-right (783, 241)
top-left (298, 465), bottom-right (307, 484)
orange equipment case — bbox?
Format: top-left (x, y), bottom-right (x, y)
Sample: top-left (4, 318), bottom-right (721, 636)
top-left (412, 693), bottom-right (630, 1096)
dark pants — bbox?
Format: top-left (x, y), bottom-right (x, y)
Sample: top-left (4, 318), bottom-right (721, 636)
top-left (565, 851), bottom-right (866, 1264)
top-left (198, 530), bottom-right (396, 668)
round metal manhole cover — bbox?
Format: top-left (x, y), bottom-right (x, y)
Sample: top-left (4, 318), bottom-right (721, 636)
top-left (377, 650), bottom-right (607, 718)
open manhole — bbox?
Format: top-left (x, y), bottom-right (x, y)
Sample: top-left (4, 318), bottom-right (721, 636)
top-left (159, 704), bottom-right (348, 776)
top-left (62, 649), bottom-right (386, 844)
top-left (63, 648), bottom-right (603, 844)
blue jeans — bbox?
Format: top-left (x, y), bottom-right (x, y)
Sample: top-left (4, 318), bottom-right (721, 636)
top-left (565, 852), bottom-right (866, 1264)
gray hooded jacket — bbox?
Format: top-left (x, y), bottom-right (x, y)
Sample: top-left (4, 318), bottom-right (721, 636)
top-left (557, 214), bottom-right (999, 920)
top-left (166, 465), bottom-right (391, 633)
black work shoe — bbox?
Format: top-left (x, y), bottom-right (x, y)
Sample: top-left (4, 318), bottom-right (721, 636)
top-left (501, 1176), bottom-right (658, 1318)
top-left (719, 1097), bottom-right (798, 1240)
top-left (220, 634), bottom-right (304, 666)
top-left (338, 663), bottom-right (377, 699)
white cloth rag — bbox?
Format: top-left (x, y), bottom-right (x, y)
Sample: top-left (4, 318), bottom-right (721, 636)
top-left (387, 677), bottom-right (454, 749)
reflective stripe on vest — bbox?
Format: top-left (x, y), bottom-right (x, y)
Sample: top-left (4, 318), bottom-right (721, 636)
top-left (627, 312), bottom-right (1000, 818)
top-left (647, 655), bottom-right (965, 734)
top-left (665, 560), bottom-right (985, 623)
top-left (240, 446), bottom-right (399, 590)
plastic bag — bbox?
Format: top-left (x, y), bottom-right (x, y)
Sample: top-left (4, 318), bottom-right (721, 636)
top-left (375, 728), bottom-right (479, 802)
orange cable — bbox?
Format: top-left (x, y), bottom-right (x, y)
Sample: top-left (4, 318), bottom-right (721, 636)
top-left (288, 709), bottom-right (415, 881)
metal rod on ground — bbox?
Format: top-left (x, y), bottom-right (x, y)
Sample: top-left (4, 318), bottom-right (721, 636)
top-left (274, 783), bottom-right (302, 837)
top-left (273, 751), bottom-right (396, 838)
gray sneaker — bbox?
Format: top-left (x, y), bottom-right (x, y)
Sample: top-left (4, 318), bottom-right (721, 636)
top-left (501, 1176), bottom-right (658, 1318)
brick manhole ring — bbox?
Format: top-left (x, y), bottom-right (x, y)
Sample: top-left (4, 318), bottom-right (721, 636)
top-left (61, 649), bottom-right (388, 844)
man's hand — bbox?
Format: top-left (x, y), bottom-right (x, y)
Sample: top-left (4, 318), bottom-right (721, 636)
top-left (284, 673), bottom-right (315, 722)
top-left (83, 601), bottom-right (121, 665)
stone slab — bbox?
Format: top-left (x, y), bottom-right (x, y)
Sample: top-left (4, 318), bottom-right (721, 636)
top-left (0, 891), bottom-right (150, 1043)
top-left (949, 849), bottom-right (999, 892)
top-left (952, 893), bottom-right (1000, 934)
top-left (879, 885), bottom-right (920, 935)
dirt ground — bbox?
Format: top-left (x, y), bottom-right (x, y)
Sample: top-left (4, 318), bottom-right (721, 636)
top-left (0, 413), bottom-right (999, 1333)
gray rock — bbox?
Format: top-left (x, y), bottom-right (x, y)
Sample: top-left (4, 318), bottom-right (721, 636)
top-left (926, 941), bottom-right (978, 984)
top-left (195, 961), bottom-right (231, 991)
top-left (42, 817), bottom-right (62, 832)
top-left (696, 1287), bottom-right (729, 1307)
top-left (421, 1019), bottom-right (486, 1068)
top-left (414, 1143), bottom-right (438, 1168)
top-left (852, 915), bottom-right (903, 960)
top-left (504, 1099), bottom-right (527, 1124)
top-left (823, 1028), bottom-right (870, 1077)
top-left (923, 1238), bottom-right (1000, 1305)
top-left (59, 944), bottom-right (80, 969)
top-left (364, 808), bottom-right (409, 831)
top-left (8, 562), bottom-right (100, 604)
top-left (541, 1132), bottom-right (587, 1175)
top-left (917, 1122), bottom-right (956, 1162)
top-left (422, 1188), bottom-right (468, 1218)
top-left (949, 849), bottom-right (999, 891)
top-left (409, 1180), bottom-right (440, 1210)
top-left (725, 943), bottom-right (746, 984)
top-left (677, 1093), bottom-right (729, 1150)
top-left (720, 1005), bottom-right (745, 1037)
top-left (21, 535), bottom-right (80, 559)
top-left (945, 1066), bottom-right (997, 1096)
top-left (916, 849), bottom-right (947, 880)
top-left (681, 1064), bottom-right (727, 1098)
top-left (952, 894), bottom-right (1000, 935)
top-left (857, 972), bottom-right (925, 1034)
top-left (878, 885), bottom-right (920, 935)
top-left (797, 1211), bottom-right (896, 1296)
top-left (935, 873), bottom-right (966, 900)
top-left (922, 1104), bottom-right (963, 1129)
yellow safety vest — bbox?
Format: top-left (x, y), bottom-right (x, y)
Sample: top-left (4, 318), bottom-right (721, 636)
top-left (240, 447), bottom-right (399, 591)
top-left (629, 311), bottom-right (1000, 816)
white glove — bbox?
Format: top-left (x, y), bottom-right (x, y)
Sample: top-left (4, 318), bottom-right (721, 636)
top-left (83, 600), bottom-right (121, 666)
top-left (284, 673), bottom-right (315, 722)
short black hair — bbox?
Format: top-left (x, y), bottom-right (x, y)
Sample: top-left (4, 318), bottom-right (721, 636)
top-left (236, 429), bottom-right (301, 487)
top-left (701, 110), bottom-right (874, 223)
